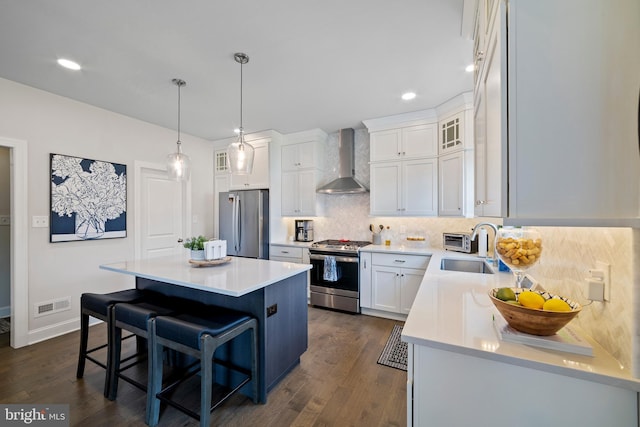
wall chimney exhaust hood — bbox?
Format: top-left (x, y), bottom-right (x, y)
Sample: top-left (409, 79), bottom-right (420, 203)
top-left (317, 128), bottom-right (368, 194)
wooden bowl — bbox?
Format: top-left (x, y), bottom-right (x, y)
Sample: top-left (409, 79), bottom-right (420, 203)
top-left (489, 288), bottom-right (582, 336)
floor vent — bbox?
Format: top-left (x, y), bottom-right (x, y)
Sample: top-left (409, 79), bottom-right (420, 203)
top-left (34, 297), bottom-right (71, 318)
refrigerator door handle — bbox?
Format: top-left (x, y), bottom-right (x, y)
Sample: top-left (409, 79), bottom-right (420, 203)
top-left (232, 196), bottom-right (238, 252)
top-left (237, 198), bottom-right (242, 252)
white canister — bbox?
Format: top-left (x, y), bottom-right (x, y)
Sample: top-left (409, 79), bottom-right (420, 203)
top-left (205, 240), bottom-right (227, 260)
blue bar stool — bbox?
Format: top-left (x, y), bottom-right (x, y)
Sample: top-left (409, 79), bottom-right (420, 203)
top-left (106, 295), bottom-right (185, 401)
top-left (146, 309), bottom-right (258, 427)
top-left (76, 289), bottom-right (147, 396)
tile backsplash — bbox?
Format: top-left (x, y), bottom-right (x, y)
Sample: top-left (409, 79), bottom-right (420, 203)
top-left (283, 129), bottom-right (637, 376)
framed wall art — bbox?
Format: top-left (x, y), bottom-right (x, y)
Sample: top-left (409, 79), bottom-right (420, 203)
top-left (50, 153), bottom-right (127, 242)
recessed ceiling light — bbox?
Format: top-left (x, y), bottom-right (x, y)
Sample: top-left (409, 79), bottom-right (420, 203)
top-left (57, 58), bottom-right (81, 71)
top-left (465, 64), bottom-right (475, 73)
top-left (401, 92), bottom-right (416, 101)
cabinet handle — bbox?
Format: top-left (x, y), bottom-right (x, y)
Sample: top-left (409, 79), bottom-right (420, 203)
top-left (282, 251), bottom-right (289, 254)
top-left (394, 260), bottom-right (406, 263)
top-left (402, 151), bottom-right (406, 155)
top-left (363, 260), bottom-right (367, 268)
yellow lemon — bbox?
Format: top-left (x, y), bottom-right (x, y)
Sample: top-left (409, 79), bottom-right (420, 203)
top-left (543, 298), bottom-right (571, 312)
top-left (496, 287), bottom-right (516, 301)
top-left (518, 291), bottom-right (545, 309)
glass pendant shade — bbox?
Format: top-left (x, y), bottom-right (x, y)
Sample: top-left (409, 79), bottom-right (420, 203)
top-left (167, 78), bottom-right (190, 181)
top-left (227, 133), bottom-right (254, 175)
top-left (167, 146), bottom-right (191, 181)
top-left (227, 52), bottom-right (254, 175)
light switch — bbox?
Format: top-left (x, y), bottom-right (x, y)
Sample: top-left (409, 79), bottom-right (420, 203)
top-left (32, 216), bottom-right (49, 228)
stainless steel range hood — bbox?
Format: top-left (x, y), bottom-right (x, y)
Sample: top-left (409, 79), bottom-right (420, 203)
top-left (317, 128), bottom-right (368, 194)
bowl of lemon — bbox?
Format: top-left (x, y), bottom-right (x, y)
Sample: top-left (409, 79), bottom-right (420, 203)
top-left (489, 287), bottom-right (582, 336)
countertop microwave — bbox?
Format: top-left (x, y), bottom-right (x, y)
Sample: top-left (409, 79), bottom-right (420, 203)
top-left (443, 232), bottom-right (478, 254)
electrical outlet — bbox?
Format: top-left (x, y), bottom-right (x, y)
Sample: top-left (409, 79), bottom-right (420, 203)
top-left (596, 261), bottom-right (611, 301)
top-left (267, 304), bottom-right (278, 317)
top-left (32, 216), bottom-right (49, 228)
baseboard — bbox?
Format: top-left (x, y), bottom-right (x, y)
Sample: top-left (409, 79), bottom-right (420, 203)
top-left (361, 307), bottom-right (408, 322)
top-left (27, 316), bottom-right (103, 346)
top-left (0, 305), bottom-right (9, 318)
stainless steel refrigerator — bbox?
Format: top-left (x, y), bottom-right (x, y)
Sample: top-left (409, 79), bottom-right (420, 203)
top-left (219, 189), bottom-right (269, 259)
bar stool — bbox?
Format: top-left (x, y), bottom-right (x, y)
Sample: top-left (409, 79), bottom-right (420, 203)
top-left (76, 289), bottom-right (147, 396)
top-left (106, 296), bottom-right (185, 401)
top-left (146, 309), bottom-right (259, 427)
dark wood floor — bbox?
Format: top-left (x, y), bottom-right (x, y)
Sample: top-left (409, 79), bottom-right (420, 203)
top-left (0, 307), bottom-right (406, 426)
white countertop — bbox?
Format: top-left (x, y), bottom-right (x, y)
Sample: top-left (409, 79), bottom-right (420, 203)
top-left (362, 245), bottom-right (640, 392)
top-left (100, 254), bottom-right (311, 297)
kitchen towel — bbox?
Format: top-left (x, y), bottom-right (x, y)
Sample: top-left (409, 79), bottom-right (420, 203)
top-left (323, 256), bottom-right (338, 282)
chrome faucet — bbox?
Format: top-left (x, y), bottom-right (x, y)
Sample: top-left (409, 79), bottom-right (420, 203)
top-left (471, 222), bottom-right (498, 263)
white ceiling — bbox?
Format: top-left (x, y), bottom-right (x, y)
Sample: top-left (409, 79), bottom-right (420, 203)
top-left (0, 0), bottom-right (474, 141)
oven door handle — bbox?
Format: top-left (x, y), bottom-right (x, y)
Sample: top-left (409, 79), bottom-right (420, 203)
top-left (309, 254), bottom-right (359, 263)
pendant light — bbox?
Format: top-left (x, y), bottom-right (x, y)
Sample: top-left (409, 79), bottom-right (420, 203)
top-left (167, 78), bottom-right (191, 181)
top-left (226, 52), bottom-right (255, 175)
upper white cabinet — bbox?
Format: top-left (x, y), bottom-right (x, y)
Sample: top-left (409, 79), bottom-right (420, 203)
top-left (370, 124), bottom-right (437, 162)
top-left (229, 138), bottom-right (270, 190)
top-left (282, 141), bottom-right (316, 171)
top-left (281, 129), bottom-right (326, 216)
top-left (473, 0), bottom-right (640, 225)
top-left (370, 158), bottom-right (438, 216)
top-left (436, 94), bottom-right (475, 217)
top-left (365, 111), bottom-right (439, 217)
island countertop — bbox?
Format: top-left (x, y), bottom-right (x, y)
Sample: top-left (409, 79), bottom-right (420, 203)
top-left (100, 254), bottom-right (311, 297)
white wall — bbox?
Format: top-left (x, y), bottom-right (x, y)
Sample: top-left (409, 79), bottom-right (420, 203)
top-left (0, 147), bottom-right (9, 316)
top-left (0, 78), bottom-right (214, 341)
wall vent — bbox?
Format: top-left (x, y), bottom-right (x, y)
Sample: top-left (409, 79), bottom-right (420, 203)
top-left (34, 297), bottom-right (71, 318)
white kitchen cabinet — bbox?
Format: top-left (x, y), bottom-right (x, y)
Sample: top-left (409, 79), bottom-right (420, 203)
top-left (439, 150), bottom-right (474, 218)
top-left (473, 0), bottom-right (640, 225)
top-left (370, 124), bottom-right (437, 162)
top-left (439, 152), bottom-right (463, 216)
top-left (473, 0), bottom-right (507, 218)
top-left (359, 251), bottom-right (372, 308)
top-left (281, 169), bottom-right (317, 216)
top-left (438, 111), bottom-right (465, 154)
top-left (269, 244), bottom-right (309, 264)
top-left (370, 158), bottom-right (437, 216)
top-left (408, 343), bottom-right (638, 426)
top-left (229, 138), bottom-right (270, 190)
top-left (270, 244), bottom-right (310, 298)
top-left (370, 253), bottom-right (429, 315)
top-left (281, 129), bottom-right (326, 217)
top-left (282, 141), bottom-right (316, 171)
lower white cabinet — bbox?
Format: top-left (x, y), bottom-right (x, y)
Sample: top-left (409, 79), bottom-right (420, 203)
top-left (408, 343), bottom-right (638, 426)
top-left (269, 245), bottom-right (309, 264)
top-left (367, 253), bottom-right (430, 315)
top-left (269, 244), bottom-right (310, 298)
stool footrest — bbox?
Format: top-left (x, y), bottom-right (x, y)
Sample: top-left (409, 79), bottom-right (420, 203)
top-left (157, 373), bottom-right (252, 421)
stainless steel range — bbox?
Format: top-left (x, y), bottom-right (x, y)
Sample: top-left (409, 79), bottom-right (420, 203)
top-left (308, 239), bottom-right (371, 313)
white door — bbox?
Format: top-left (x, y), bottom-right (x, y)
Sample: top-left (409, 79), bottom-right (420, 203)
top-left (136, 162), bottom-right (190, 259)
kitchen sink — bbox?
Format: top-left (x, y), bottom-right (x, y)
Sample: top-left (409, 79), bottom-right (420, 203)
top-left (440, 258), bottom-right (494, 274)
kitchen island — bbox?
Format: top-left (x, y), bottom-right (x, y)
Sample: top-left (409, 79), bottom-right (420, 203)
top-left (401, 249), bottom-right (640, 426)
top-left (100, 255), bottom-right (311, 403)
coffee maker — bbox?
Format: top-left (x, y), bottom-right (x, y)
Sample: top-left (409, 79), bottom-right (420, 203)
top-left (295, 219), bottom-right (314, 242)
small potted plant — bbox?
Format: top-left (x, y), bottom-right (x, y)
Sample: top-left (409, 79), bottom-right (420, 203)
top-left (183, 235), bottom-right (207, 260)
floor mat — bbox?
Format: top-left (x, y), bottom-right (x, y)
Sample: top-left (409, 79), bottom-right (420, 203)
top-left (377, 324), bottom-right (407, 371)
top-left (0, 317), bottom-right (10, 334)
